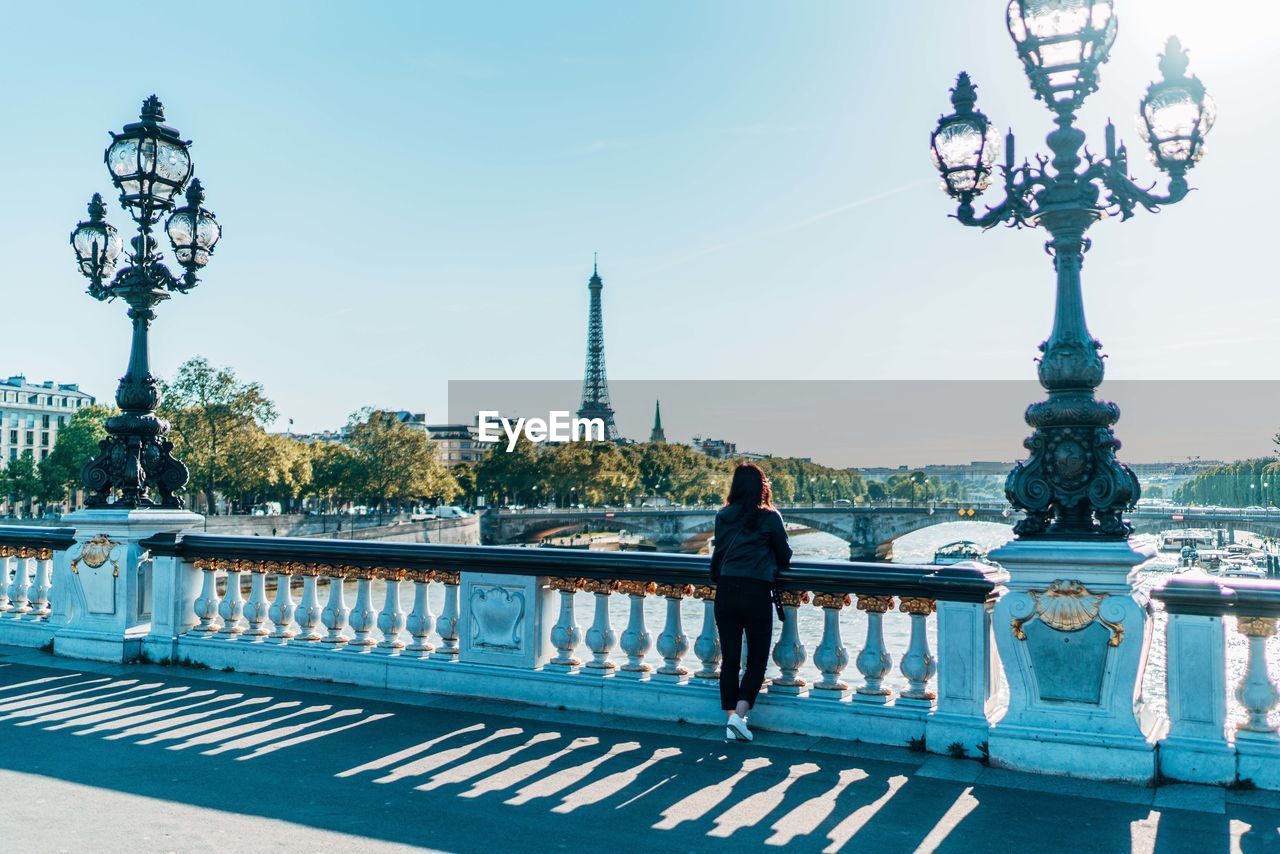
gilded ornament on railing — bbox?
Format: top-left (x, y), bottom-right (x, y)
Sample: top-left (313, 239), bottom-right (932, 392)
top-left (549, 577), bottom-right (585, 593)
top-left (654, 582), bottom-right (694, 599)
top-left (692, 584), bottom-right (716, 601)
top-left (15, 546), bottom-right (34, 559)
top-left (38, 548), bottom-right (53, 561)
top-left (1237, 616), bottom-right (1278, 638)
top-left (617, 580), bottom-right (656, 597)
top-left (70, 534), bottom-right (121, 578)
top-left (288, 562), bottom-right (316, 575)
top-left (776, 590), bottom-right (810, 608)
top-left (0, 545), bottom-right (12, 558)
top-left (262, 561), bottom-right (283, 575)
top-left (436, 570), bottom-right (460, 585)
top-left (349, 566), bottom-right (378, 581)
top-left (407, 569), bottom-right (435, 584)
top-left (247, 561), bottom-right (269, 574)
top-left (584, 579), bottom-right (621, 595)
top-left (899, 597), bottom-right (936, 616)
top-left (813, 592), bottom-right (851, 609)
top-left (856, 594), bottom-right (893, 614)
top-left (1011, 579), bottom-right (1124, 647)
top-left (376, 567), bottom-right (408, 582)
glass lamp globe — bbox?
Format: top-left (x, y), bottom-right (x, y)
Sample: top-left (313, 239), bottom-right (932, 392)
top-left (930, 73), bottom-right (1002, 198)
top-left (1007, 0), bottom-right (1117, 111)
top-left (1139, 37), bottom-right (1215, 171)
top-left (70, 194), bottom-right (122, 281)
top-left (105, 96), bottom-right (193, 219)
top-left (165, 178), bottom-right (221, 271)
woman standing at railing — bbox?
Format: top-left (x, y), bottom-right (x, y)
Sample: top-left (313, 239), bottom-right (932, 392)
top-left (712, 462), bottom-right (791, 742)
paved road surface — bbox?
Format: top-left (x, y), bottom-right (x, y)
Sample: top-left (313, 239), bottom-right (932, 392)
top-left (0, 646), bottom-right (1276, 853)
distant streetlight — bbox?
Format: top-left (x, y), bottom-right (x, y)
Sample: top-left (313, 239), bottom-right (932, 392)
top-left (931, 4), bottom-right (1213, 539)
top-left (70, 96), bottom-right (221, 508)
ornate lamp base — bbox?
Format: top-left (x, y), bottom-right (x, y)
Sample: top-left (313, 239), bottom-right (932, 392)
top-left (81, 412), bottom-right (189, 509)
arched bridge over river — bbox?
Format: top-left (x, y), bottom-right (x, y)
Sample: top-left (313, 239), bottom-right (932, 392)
top-left (483, 503), bottom-right (1019, 560)
top-left (484, 504), bottom-right (1280, 560)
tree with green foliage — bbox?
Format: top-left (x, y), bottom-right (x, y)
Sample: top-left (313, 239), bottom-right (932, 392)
top-left (475, 436), bottom-right (543, 506)
top-left (160, 357), bottom-right (278, 513)
top-left (3, 452), bottom-right (41, 517)
top-left (344, 410), bottom-right (456, 514)
top-left (38, 405), bottom-right (113, 509)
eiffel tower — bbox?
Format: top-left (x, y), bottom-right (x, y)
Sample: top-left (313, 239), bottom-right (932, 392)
top-left (576, 255), bottom-right (620, 441)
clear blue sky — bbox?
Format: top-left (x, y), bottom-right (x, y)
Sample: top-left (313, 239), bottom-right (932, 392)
top-left (0, 1), bottom-right (1273, 440)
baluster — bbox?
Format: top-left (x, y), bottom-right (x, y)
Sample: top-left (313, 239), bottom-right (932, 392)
top-left (217, 562), bottom-right (247, 635)
top-left (347, 568), bottom-right (378, 649)
top-left (0, 549), bottom-right (12, 611)
top-left (7, 551), bottom-right (31, 616)
top-left (547, 578), bottom-right (583, 669)
top-left (854, 595), bottom-right (894, 703)
top-left (30, 549), bottom-right (53, 618)
top-left (584, 579), bottom-right (619, 671)
top-left (617, 581), bottom-right (655, 677)
top-left (405, 570), bottom-right (436, 656)
top-left (692, 585), bottom-right (722, 681)
top-left (898, 597), bottom-right (938, 705)
top-left (436, 571), bottom-right (460, 657)
top-left (811, 593), bottom-right (851, 697)
top-left (770, 590), bottom-right (810, 694)
top-left (192, 559), bottom-right (223, 634)
top-left (293, 566), bottom-right (324, 642)
top-left (1235, 616), bottom-right (1279, 733)
top-left (320, 567), bottom-right (351, 644)
top-left (654, 583), bottom-right (693, 678)
top-left (267, 565), bottom-right (297, 642)
top-left (376, 569), bottom-right (407, 652)
top-left (243, 565), bottom-right (271, 638)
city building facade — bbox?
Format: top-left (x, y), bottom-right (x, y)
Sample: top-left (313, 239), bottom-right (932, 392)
top-left (0, 375), bottom-right (96, 466)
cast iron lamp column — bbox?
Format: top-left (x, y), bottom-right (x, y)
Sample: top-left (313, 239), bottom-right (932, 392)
top-left (930, 1), bottom-right (1214, 539)
top-left (69, 96), bottom-right (221, 508)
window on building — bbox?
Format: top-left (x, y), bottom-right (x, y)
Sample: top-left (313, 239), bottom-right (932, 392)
top-left (25, 415), bottom-right (34, 429)
top-left (24, 431), bottom-right (33, 445)
top-left (41, 415), bottom-right (49, 429)
top-left (40, 432), bottom-right (49, 446)
top-left (7, 430), bottom-right (14, 444)
top-left (8, 449), bottom-right (14, 461)
top-left (40, 449), bottom-right (48, 460)
top-left (57, 416), bottom-right (66, 427)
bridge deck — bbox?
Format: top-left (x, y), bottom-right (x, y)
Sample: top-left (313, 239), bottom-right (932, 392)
top-left (0, 647), bottom-right (1274, 853)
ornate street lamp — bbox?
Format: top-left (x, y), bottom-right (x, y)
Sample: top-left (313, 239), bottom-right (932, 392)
top-left (70, 96), bottom-right (221, 508)
top-left (931, 3), bottom-right (1213, 539)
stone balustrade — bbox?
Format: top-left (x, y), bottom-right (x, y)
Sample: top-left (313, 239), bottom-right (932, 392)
top-left (0, 527), bottom-right (75, 648)
top-left (5, 520), bottom-right (1279, 790)
top-left (129, 533), bottom-right (1007, 754)
top-left (1151, 574), bottom-right (1280, 789)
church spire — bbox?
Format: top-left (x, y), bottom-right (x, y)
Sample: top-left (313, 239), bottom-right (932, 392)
top-left (649, 399), bottom-right (666, 443)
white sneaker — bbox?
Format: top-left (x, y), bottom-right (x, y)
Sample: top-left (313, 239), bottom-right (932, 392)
top-left (726, 713), bottom-right (753, 742)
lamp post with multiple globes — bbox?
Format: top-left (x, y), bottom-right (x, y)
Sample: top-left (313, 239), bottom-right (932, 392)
top-left (930, 1), bottom-right (1214, 541)
top-left (69, 96), bottom-right (221, 509)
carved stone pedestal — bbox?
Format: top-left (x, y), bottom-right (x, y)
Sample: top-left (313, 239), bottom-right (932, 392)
top-left (987, 538), bottom-right (1160, 784)
top-left (458, 573), bottom-right (554, 668)
top-left (52, 507), bottom-right (204, 662)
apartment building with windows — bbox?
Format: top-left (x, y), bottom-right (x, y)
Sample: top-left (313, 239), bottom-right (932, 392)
top-left (0, 375), bottom-right (97, 466)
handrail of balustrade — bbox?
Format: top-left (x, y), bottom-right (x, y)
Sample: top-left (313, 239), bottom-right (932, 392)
top-left (140, 532), bottom-right (1005, 603)
top-left (0, 525), bottom-right (78, 552)
top-left (1151, 574), bottom-right (1280, 617)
